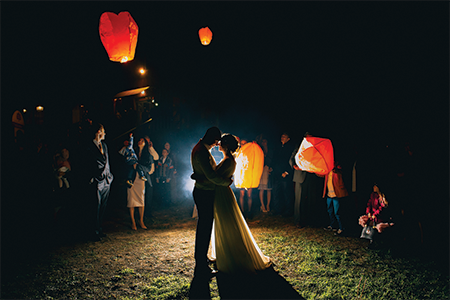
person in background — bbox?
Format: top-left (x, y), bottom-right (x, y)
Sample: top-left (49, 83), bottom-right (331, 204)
top-left (257, 137), bottom-right (273, 213)
top-left (155, 148), bottom-right (175, 208)
top-left (164, 142), bottom-right (179, 205)
top-left (290, 139), bottom-right (307, 228)
top-left (127, 137), bottom-right (153, 230)
top-left (359, 183), bottom-right (395, 249)
top-left (322, 162), bottom-right (348, 235)
top-left (144, 135), bottom-right (158, 219)
top-left (84, 122), bottom-right (114, 241)
top-left (119, 133), bottom-right (147, 188)
top-left (272, 132), bottom-right (295, 216)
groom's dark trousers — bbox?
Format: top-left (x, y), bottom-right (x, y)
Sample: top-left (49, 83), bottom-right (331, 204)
top-left (193, 187), bottom-right (215, 269)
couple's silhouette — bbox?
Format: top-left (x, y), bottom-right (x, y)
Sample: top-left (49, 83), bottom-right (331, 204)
top-left (191, 127), bottom-right (271, 276)
top-left (190, 127), bottom-right (304, 299)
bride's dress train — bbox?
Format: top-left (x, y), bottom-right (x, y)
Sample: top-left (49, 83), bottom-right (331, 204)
top-left (208, 158), bottom-right (271, 274)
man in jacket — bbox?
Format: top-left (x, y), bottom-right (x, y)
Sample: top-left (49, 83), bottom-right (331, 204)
top-left (191, 127), bottom-right (232, 277)
top-left (86, 122), bottom-right (114, 241)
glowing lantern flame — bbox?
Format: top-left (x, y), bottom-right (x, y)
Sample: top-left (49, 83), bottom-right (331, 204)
top-left (295, 137), bottom-right (334, 175)
top-left (99, 11), bottom-right (138, 63)
top-left (198, 27), bottom-right (213, 46)
top-left (234, 142), bottom-right (264, 188)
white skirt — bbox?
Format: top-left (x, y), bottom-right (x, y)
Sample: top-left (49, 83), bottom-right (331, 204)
top-left (127, 173), bottom-right (146, 208)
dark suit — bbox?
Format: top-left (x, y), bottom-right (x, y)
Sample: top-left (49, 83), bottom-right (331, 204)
top-left (191, 139), bottom-right (230, 271)
top-left (86, 140), bottom-right (114, 237)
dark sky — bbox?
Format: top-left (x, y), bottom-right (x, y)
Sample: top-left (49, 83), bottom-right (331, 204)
top-left (2, 1), bottom-right (449, 152)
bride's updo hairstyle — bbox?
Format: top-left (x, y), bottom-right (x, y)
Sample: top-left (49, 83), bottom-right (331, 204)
top-left (220, 134), bottom-right (240, 156)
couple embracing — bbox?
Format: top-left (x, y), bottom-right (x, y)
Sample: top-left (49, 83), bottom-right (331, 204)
top-left (191, 127), bottom-right (271, 277)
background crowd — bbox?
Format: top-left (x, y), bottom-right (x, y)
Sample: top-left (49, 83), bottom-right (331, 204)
top-left (2, 114), bottom-right (441, 263)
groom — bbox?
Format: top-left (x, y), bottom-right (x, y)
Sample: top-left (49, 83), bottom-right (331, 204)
top-left (191, 127), bottom-right (232, 276)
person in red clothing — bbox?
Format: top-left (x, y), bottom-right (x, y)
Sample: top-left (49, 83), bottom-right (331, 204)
top-left (322, 162), bottom-right (349, 235)
top-left (358, 184), bottom-right (394, 232)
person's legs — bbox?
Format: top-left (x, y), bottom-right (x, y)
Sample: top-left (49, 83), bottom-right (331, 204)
top-left (266, 190), bottom-right (271, 211)
top-left (193, 188), bottom-right (215, 273)
top-left (327, 197), bottom-right (337, 229)
top-left (96, 183), bottom-right (110, 235)
top-left (247, 189), bottom-right (252, 214)
top-left (239, 189), bottom-right (245, 213)
top-left (138, 206), bottom-right (147, 229)
top-left (333, 198), bottom-right (343, 231)
top-left (259, 189), bottom-right (266, 212)
top-left (129, 207), bottom-right (137, 230)
top-left (294, 182), bottom-right (302, 225)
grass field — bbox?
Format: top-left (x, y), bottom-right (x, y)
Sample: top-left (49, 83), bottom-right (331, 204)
top-left (1, 205), bottom-right (448, 300)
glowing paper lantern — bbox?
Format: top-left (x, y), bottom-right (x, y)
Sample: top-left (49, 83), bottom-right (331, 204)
top-left (234, 142), bottom-right (264, 188)
top-left (198, 27), bottom-right (213, 46)
top-left (99, 11), bottom-right (139, 63)
top-left (295, 137), bottom-right (334, 175)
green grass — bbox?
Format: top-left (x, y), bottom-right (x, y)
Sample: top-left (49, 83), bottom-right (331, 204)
top-left (140, 275), bottom-right (190, 300)
top-left (259, 230), bottom-right (449, 300)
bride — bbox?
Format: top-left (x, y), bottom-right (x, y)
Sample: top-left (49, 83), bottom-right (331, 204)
top-left (208, 134), bottom-right (271, 274)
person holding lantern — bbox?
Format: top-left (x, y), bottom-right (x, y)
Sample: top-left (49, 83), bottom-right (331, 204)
top-left (322, 162), bottom-right (349, 236)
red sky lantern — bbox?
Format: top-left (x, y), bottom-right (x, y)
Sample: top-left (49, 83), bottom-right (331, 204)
top-left (99, 11), bottom-right (138, 63)
top-left (234, 141), bottom-right (264, 189)
top-left (295, 137), bottom-right (334, 175)
top-left (198, 27), bottom-right (213, 46)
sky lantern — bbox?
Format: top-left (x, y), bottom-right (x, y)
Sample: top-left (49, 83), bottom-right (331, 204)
top-left (198, 27), bottom-right (213, 46)
top-left (234, 141), bottom-right (264, 189)
top-left (295, 137), bottom-right (334, 175)
top-left (99, 11), bottom-right (139, 63)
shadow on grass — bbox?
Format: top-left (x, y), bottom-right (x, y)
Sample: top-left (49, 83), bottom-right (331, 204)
top-left (190, 266), bottom-right (305, 300)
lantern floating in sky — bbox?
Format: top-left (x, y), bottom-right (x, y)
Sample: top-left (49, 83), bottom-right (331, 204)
top-left (295, 137), bottom-right (334, 175)
top-left (198, 27), bottom-right (213, 46)
top-left (234, 141), bottom-right (264, 189)
top-left (99, 11), bottom-right (139, 63)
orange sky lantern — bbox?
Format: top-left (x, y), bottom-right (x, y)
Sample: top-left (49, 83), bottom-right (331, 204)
top-left (234, 141), bottom-right (264, 189)
top-left (99, 11), bottom-right (139, 63)
top-left (198, 27), bottom-right (213, 46)
top-left (295, 137), bottom-right (334, 175)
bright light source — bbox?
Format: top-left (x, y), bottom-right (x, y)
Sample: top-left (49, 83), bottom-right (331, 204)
top-left (152, 99), bottom-right (155, 103)
top-left (36, 106), bottom-right (44, 111)
top-left (139, 68), bottom-right (146, 75)
top-left (120, 56), bottom-right (129, 63)
top-left (155, 103), bottom-right (158, 106)
top-left (23, 109), bottom-right (27, 113)
top-left (141, 91), bottom-right (145, 95)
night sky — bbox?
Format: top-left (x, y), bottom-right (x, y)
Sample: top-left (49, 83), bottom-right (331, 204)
top-left (2, 2), bottom-right (448, 160)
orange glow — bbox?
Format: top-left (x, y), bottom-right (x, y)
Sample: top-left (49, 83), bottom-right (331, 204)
top-left (139, 68), bottom-right (145, 74)
top-left (36, 106), bottom-right (44, 111)
top-left (234, 142), bottom-right (264, 188)
top-left (99, 11), bottom-right (138, 63)
top-left (295, 137), bottom-right (334, 175)
top-left (198, 27), bottom-right (213, 46)
top-left (141, 91), bottom-right (145, 95)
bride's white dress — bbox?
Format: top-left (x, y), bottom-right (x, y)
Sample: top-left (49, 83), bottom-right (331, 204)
top-left (208, 157), bottom-right (271, 274)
